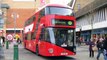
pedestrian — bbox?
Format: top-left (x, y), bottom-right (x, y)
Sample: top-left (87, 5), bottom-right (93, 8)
top-left (103, 36), bottom-right (107, 60)
top-left (0, 37), bottom-right (4, 57)
top-left (88, 39), bottom-right (95, 57)
top-left (77, 37), bottom-right (81, 46)
top-left (13, 37), bottom-right (18, 45)
top-left (96, 37), bottom-right (104, 60)
top-left (0, 36), bottom-right (4, 47)
top-left (1, 36), bottom-right (5, 47)
top-left (17, 38), bottom-right (21, 44)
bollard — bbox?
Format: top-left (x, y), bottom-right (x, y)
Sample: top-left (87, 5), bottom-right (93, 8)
top-left (6, 40), bottom-right (9, 49)
top-left (14, 44), bottom-right (18, 60)
top-left (0, 43), bottom-right (2, 49)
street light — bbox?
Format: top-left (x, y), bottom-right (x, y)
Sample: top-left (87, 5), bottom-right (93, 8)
top-left (11, 12), bottom-right (19, 36)
top-left (76, 25), bottom-right (82, 37)
top-left (11, 12), bottom-right (19, 60)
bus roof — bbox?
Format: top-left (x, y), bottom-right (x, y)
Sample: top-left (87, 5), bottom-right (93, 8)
top-left (36, 3), bottom-right (72, 12)
top-left (25, 4), bottom-right (72, 23)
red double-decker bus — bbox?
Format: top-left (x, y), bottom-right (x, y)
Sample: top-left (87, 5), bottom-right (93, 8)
top-left (23, 4), bottom-right (76, 56)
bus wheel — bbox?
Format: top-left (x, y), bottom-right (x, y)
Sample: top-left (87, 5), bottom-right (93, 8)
top-left (36, 46), bottom-right (39, 56)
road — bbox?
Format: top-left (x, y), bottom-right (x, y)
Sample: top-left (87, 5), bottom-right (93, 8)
top-left (0, 43), bottom-right (104, 60)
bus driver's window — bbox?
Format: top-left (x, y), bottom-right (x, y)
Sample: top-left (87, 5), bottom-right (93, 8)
top-left (45, 29), bottom-right (50, 42)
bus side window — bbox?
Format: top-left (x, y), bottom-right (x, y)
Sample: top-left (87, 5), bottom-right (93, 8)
top-left (25, 34), bottom-right (27, 40)
top-left (31, 32), bottom-right (36, 40)
top-left (27, 32), bottom-right (31, 40)
top-left (40, 8), bottom-right (45, 16)
top-left (39, 28), bottom-right (45, 40)
top-left (45, 30), bottom-right (50, 42)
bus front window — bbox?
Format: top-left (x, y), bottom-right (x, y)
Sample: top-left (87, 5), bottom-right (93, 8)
top-left (46, 6), bottom-right (74, 16)
top-left (48, 28), bottom-right (74, 47)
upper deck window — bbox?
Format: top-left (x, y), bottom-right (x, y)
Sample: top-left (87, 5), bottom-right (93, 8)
top-left (46, 6), bottom-right (74, 16)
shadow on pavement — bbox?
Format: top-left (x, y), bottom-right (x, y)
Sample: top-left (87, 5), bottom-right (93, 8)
top-left (40, 56), bottom-right (76, 60)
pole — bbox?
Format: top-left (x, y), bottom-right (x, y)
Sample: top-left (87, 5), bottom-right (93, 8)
top-left (14, 43), bottom-right (18, 60)
top-left (6, 40), bottom-right (9, 49)
top-left (12, 12), bottom-right (19, 60)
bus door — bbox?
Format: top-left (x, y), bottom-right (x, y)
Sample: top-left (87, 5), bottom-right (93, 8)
top-left (39, 27), bottom-right (46, 54)
top-left (39, 27), bottom-right (55, 55)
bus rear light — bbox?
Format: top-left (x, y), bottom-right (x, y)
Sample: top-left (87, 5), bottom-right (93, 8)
top-left (48, 48), bottom-right (54, 53)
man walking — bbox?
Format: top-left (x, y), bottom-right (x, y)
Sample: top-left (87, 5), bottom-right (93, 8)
top-left (0, 36), bottom-right (4, 58)
top-left (96, 37), bottom-right (104, 60)
top-left (103, 36), bottom-right (107, 60)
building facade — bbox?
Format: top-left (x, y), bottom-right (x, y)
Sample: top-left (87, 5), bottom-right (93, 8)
top-left (75, 0), bottom-right (107, 42)
top-left (74, 0), bottom-right (94, 12)
top-left (1, 0), bottom-right (50, 40)
top-left (1, 0), bottom-right (93, 41)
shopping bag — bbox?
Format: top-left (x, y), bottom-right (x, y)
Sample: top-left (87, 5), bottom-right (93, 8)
top-left (92, 46), bottom-right (98, 51)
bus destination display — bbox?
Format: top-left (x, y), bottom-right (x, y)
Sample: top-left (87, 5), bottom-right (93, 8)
top-left (52, 19), bottom-right (74, 26)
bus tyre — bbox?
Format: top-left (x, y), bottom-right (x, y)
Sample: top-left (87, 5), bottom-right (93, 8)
top-left (36, 46), bottom-right (39, 56)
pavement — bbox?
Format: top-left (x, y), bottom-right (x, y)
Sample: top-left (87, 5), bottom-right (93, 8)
top-left (0, 43), bottom-right (104, 60)
top-left (74, 45), bottom-right (104, 60)
top-left (0, 45), bottom-right (4, 60)
top-left (0, 43), bottom-right (23, 60)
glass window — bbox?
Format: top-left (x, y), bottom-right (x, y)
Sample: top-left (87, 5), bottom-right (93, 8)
top-left (39, 28), bottom-right (51, 42)
top-left (0, 19), bottom-right (4, 23)
top-left (36, 9), bottom-right (45, 31)
top-left (46, 6), bottom-right (74, 16)
top-left (45, 29), bottom-right (50, 42)
top-left (47, 28), bottom-right (74, 47)
top-left (77, 4), bottom-right (81, 10)
top-left (27, 33), bottom-right (31, 40)
top-left (53, 28), bottom-right (74, 47)
top-left (31, 32), bottom-right (36, 40)
top-left (25, 15), bottom-right (35, 26)
top-left (40, 28), bottom-right (45, 40)
top-left (40, 28), bottom-right (75, 47)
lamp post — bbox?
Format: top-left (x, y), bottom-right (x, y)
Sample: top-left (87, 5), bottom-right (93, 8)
top-left (76, 25), bottom-right (82, 37)
top-left (11, 12), bottom-right (19, 60)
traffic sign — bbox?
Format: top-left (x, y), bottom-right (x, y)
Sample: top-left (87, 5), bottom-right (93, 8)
top-left (6, 34), bottom-right (13, 40)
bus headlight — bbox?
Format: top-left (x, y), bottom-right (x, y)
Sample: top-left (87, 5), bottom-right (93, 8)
top-left (48, 48), bottom-right (54, 53)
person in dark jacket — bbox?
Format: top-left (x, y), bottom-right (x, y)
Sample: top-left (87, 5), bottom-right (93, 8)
top-left (0, 36), bottom-right (5, 47)
top-left (88, 39), bottom-right (95, 57)
top-left (96, 38), bottom-right (104, 60)
top-left (1, 36), bottom-right (5, 44)
top-left (103, 36), bottom-right (107, 60)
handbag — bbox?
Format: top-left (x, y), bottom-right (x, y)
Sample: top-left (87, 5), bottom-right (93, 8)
top-left (92, 46), bottom-right (98, 51)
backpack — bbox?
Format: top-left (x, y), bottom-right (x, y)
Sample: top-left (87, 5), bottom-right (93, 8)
top-left (97, 41), bottom-right (104, 49)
